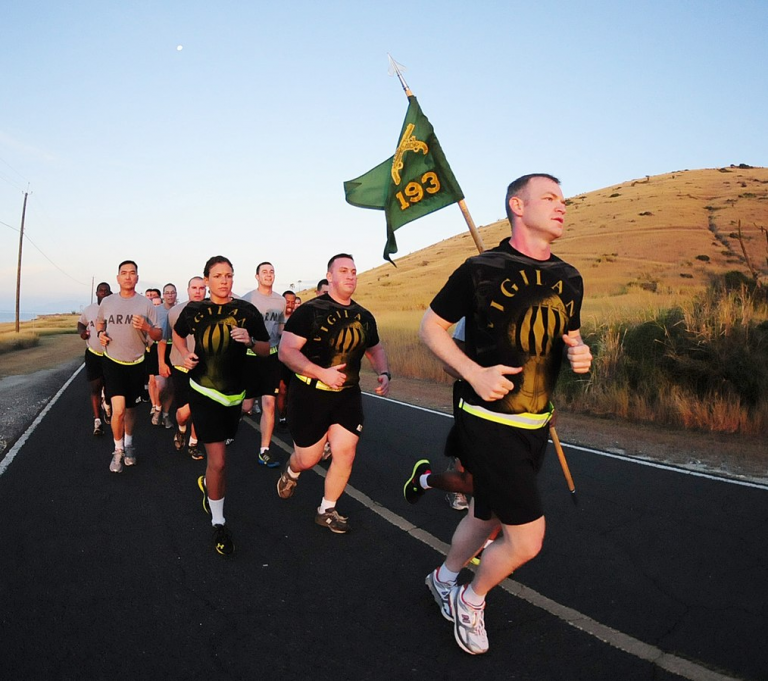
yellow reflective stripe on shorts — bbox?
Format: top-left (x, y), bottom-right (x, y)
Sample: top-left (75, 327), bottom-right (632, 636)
top-left (295, 373), bottom-right (344, 392)
top-left (104, 351), bottom-right (145, 366)
top-left (247, 345), bottom-right (279, 357)
top-left (87, 347), bottom-right (104, 357)
top-left (173, 365), bottom-right (189, 374)
top-left (189, 379), bottom-right (245, 407)
top-left (458, 398), bottom-right (553, 430)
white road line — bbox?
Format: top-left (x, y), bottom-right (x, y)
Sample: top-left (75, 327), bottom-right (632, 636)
top-left (249, 409), bottom-right (742, 681)
top-left (0, 364), bottom-right (84, 478)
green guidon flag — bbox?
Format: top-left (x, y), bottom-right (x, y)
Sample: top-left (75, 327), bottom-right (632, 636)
top-left (344, 95), bottom-right (464, 263)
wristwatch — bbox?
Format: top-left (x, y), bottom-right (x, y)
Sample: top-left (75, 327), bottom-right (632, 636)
top-left (379, 371), bottom-right (392, 380)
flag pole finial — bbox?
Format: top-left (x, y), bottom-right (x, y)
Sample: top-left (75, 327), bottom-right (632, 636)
top-left (387, 54), bottom-right (412, 97)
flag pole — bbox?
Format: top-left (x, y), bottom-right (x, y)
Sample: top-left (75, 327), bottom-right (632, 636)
top-left (388, 55), bottom-right (485, 254)
top-left (388, 55), bottom-right (575, 502)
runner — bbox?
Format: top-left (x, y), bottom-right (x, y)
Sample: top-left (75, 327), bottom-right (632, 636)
top-left (167, 276), bottom-right (207, 460)
top-left (172, 256), bottom-right (269, 556)
top-left (152, 283), bottom-right (177, 429)
top-left (242, 262), bottom-right (286, 468)
top-left (417, 174), bottom-right (592, 655)
top-left (77, 282), bottom-right (112, 435)
top-left (276, 253), bottom-right (391, 534)
top-left (97, 260), bottom-right (163, 473)
top-left (315, 279), bottom-right (329, 296)
top-left (276, 289), bottom-right (297, 430)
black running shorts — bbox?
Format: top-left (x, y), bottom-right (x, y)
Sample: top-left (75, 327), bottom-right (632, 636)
top-left (102, 356), bottom-right (145, 406)
top-left (171, 367), bottom-right (191, 407)
top-left (245, 353), bottom-right (281, 399)
top-left (287, 378), bottom-right (364, 448)
top-left (146, 343), bottom-right (159, 375)
top-left (188, 389), bottom-right (242, 444)
top-left (455, 406), bottom-right (548, 526)
top-left (84, 349), bottom-right (104, 382)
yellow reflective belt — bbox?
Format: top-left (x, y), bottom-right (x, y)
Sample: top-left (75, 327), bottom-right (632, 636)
top-left (87, 347), bottom-right (104, 357)
top-left (173, 365), bottom-right (189, 374)
top-left (247, 345), bottom-right (279, 357)
top-left (104, 352), bottom-right (145, 367)
top-left (458, 398), bottom-right (553, 430)
top-left (189, 379), bottom-right (245, 407)
top-left (295, 373), bottom-right (343, 392)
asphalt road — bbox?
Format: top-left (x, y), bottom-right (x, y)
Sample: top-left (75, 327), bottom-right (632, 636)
top-left (0, 367), bottom-right (766, 681)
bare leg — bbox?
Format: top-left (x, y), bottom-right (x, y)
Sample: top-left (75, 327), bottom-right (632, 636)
top-left (204, 441), bottom-right (227, 499)
top-left (260, 395), bottom-right (276, 449)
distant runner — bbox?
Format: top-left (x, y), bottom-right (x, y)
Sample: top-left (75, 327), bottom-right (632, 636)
top-left (77, 281), bottom-right (112, 435)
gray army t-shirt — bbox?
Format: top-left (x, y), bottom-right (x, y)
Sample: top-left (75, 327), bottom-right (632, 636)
top-left (97, 293), bottom-right (158, 363)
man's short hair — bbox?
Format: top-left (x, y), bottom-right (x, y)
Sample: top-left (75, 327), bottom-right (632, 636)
top-left (204, 256), bottom-right (233, 278)
top-left (256, 261), bottom-right (273, 274)
top-left (163, 283), bottom-right (176, 292)
top-left (188, 276), bottom-right (204, 287)
top-left (327, 253), bottom-right (354, 271)
top-left (118, 259), bottom-right (138, 272)
top-left (97, 282), bottom-right (111, 290)
top-left (282, 290), bottom-right (296, 297)
top-left (145, 288), bottom-right (161, 296)
top-left (505, 174), bottom-right (561, 223)
top-left (316, 278), bottom-right (329, 292)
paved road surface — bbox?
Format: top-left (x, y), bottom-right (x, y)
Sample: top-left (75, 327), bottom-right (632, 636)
top-left (0, 366), bottom-right (765, 680)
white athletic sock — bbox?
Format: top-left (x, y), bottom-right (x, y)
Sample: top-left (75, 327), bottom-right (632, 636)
top-left (178, 424), bottom-right (187, 433)
top-left (114, 439), bottom-right (124, 451)
top-left (94, 418), bottom-right (102, 427)
top-left (260, 446), bottom-right (269, 454)
top-left (463, 584), bottom-right (486, 608)
top-left (419, 473), bottom-right (431, 490)
top-left (189, 437), bottom-right (198, 446)
top-left (286, 466), bottom-right (300, 479)
top-left (209, 498), bottom-right (225, 526)
top-left (318, 497), bottom-right (337, 514)
top-left (437, 563), bottom-right (460, 584)
top-left (162, 411), bottom-right (169, 418)
top-left (124, 434), bottom-right (133, 447)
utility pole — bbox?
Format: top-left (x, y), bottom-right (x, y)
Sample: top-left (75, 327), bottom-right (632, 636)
top-left (15, 192), bottom-right (28, 333)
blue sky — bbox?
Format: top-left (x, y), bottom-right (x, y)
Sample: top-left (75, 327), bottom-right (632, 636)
top-left (1, 0), bottom-right (766, 314)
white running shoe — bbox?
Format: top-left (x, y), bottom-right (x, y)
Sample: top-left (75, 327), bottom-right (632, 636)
top-left (446, 492), bottom-right (469, 511)
top-left (450, 585), bottom-right (489, 655)
top-left (425, 569), bottom-right (454, 621)
top-left (109, 450), bottom-right (124, 473)
top-left (322, 441), bottom-right (332, 460)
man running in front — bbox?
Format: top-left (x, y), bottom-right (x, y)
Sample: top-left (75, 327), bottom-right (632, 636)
top-left (418, 174), bottom-right (592, 655)
top-left (277, 253), bottom-right (391, 533)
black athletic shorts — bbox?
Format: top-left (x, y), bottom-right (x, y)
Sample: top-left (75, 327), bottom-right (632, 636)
top-left (188, 389), bottom-right (242, 444)
top-left (146, 344), bottom-right (159, 375)
top-left (287, 378), bottom-right (364, 448)
top-left (171, 366), bottom-right (191, 407)
top-left (455, 405), bottom-right (548, 526)
top-left (443, 381), bottom-right (464, 460)
top-left (84, 349), bottom-right (104, 382)
top-left (245, 352), bottom-right (281, 399)
top-left (102, 356), bottom-right (145, 407)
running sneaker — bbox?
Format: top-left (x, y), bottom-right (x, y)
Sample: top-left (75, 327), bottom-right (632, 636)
top-left (277, 417), bottom-right (288, 430)
top-left (276, 464), bottom-right (298, 499)
top-left (93, 418), bottom-right (104, 436)
top-left (197, 475), bottom-right (210, 514)
top-left (450, 585), bottom-right (489, 655)
top-left (162, 413), bottom-right (173, 429)
top-left (425, 569), bottom-right (455, 621)
top-left (151, 408), bottom-right (161, 426)
top-left (446, 492), bottom-right (469, 511)
top-left (225, 438), bottom-right (235, 446)
top-left (213, 524), bottom-right (234, 556)
top-left (109, 450), bottom-right (124, 473)
top-left (123, 445), bottom-right (136, 467)
top-left (258, 448), bottom-right (280, 468)
top-left (188, 444), bottom-right (204, 461)
top-left (315, 508), bottom-right (349, 534)
top-left (403, 459), bottom-right (431, 504)
top-left (173, 429), bottom-right (185, 451)
top-left (321, 441), bottom-right (332, 461)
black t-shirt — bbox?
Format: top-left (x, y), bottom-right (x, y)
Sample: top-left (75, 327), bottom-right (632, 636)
top-left (430, 238), bottom-right (584, 415)
top-left (284, 294), bottom-right (380, 388)
top-left (174, 299), bottom-right (269, 396)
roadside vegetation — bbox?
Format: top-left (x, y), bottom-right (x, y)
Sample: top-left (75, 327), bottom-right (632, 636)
top-left (0, 315), bottom-right (79, 356)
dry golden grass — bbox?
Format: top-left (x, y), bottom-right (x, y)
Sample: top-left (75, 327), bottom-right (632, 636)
top-left (0, 315), bottom-right (79, 355)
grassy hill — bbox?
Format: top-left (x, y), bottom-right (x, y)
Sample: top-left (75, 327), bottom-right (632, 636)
top-left (353, 166), bottom-right (768, 321)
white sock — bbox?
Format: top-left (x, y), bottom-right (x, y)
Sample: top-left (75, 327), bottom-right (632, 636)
top-left (178, 424), bottom-right (187, 433)
top-left (189, 437), bottom-right (198, 446)
top-left (260, 446), bottom-right (269, 454)
top-left (94, 418), bottom-right (102, 427)
top-left (419, 473), bottom-right (431, 490)
top-left (286, 465), bottom-right (300, 479)
top-left (124, 434), bottom-right (133, 447)
top-left (318, 497), bottom-right (336, 514)
top-left (162, 412), bottom-right (169, 418)
top-left (114, 439), bottom-right (124, 451)
top-left (209, 498), bottom-right (225, 526)
top-left (437, 563), bottom-right (460, 584)
top-left (463, 584), bottom-right (486, 608)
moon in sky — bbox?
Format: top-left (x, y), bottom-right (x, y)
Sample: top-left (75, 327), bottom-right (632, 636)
top-left (176, 45), bottom-right (183, 51)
